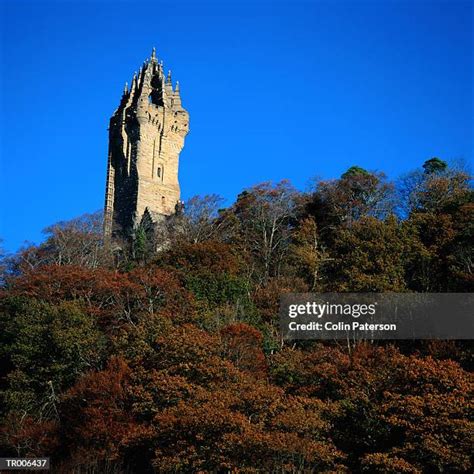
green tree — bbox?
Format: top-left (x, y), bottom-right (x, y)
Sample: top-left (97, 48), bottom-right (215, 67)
top-left (422, 157), bottom-right (447, 174)
top-left (307, 167), bottom-right (395, 244)
top-left (0, 298), bottom-right (105, 418)
top-left (326, 215), bottom-right (408, 291)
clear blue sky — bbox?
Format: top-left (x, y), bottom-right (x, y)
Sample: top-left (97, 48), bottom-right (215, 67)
top-left (0, 0), bottom-right (472, 252)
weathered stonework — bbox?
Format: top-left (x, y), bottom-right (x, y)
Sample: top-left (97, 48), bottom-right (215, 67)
top-left (104, 48), bottom-right (189, 239)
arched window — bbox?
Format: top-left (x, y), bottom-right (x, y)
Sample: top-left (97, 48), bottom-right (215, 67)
top-left (148, 90), bottom-right (164, 107)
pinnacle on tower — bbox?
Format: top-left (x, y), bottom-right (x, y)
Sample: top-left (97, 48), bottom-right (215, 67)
top-left (151, 46), bottom-right (156, 60)
top-left (173, 80), bottom-right (182, 108)
top-left (123, 82), bottom-right (128, 94)
top-left (165, 69), bottom-right (173, 99)
top-left (130, 72), bottom-right (137, 93)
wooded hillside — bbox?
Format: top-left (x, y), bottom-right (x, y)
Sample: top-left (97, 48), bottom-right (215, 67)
top-left (0, 160), bottom-right (472, 473)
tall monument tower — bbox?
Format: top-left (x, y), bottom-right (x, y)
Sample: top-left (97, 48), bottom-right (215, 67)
top-left (104, 48), bottom-right (189, 239)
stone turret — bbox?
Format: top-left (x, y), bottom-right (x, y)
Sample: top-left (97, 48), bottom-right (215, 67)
top-left (104, 48), bottom-right (190, 239)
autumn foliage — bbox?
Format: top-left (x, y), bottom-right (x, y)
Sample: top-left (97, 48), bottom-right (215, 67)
top-left (0, 160), bottom-right (472, 472)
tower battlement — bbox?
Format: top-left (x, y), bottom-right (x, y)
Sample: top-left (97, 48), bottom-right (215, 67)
top-left (104, 48), bottom-right (189, 239)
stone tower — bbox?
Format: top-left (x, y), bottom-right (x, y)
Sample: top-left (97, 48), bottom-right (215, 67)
top-left (104, 48), bottom-right (189, 239)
